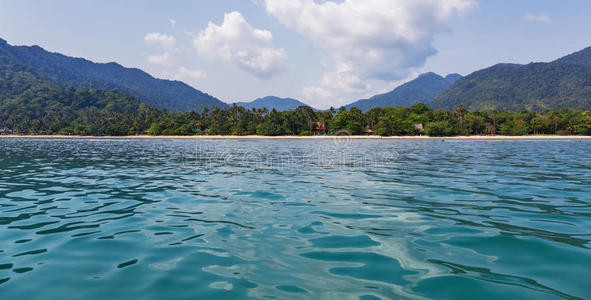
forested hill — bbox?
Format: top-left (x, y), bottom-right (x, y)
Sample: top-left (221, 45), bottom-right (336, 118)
top-left (430, 46), bottom-right (591, 111)
top-left (345, 72), bottom-right (462, 111)
top-left (0, 84), bottom-right (162, 135)
top-left (0, 38), bottom-right (227, 112)
top-left (235, 96), bottom-right (313, 111)
top-left (0, 54), bottom-right (163, 135)
top-left (553, 45), bottom-right (591, 67)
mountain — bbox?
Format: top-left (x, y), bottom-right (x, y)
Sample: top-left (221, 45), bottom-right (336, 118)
top-left (0, 38), bottom-right (227, 112)
top-left (430, 46), bottom-right (591, 111)
top-left (444, 73), bottom-right (463, 83)
top-left (345, 72), bottom-right (462, 111)
top-left (235, 96), bottom-right (312, 111)
top-left (0, 83), bottom-right (161, 135)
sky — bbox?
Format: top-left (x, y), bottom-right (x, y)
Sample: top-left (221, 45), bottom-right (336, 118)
top-left (1, 0), bottom-right (591, 109)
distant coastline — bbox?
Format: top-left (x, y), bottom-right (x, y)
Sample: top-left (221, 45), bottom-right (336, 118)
top-left (2, 135), bottom-right (591, 140)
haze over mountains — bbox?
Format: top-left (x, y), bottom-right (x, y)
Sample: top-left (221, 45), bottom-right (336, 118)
top-left (345, 72), bottom-right (462, 111)
top-left (235, 96), bottom-right (311, 111)
top-left (0, 38), bottom-right (227, 112)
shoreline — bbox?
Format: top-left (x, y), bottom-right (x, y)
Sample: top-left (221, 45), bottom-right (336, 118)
top-left (2, 134), bottom-right (591, 140)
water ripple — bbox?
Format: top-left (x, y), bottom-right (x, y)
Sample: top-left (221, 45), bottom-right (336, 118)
top-left (0, 138), bottom-right (590, 299)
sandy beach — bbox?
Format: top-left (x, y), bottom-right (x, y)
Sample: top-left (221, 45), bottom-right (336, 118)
top-left (2, 134), bottom-right (591, 140)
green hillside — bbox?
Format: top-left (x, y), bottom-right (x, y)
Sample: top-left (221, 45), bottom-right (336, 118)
top-left (346, 73), bottom-right (461, 111)
top-left (0, 65), bottom-right (161, 135)
top-left (431, 47), bottom-right (591, 111)
top-left (0, 38), bottom-right (227, 112)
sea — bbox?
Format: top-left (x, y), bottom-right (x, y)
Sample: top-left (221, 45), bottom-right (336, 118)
top-left (0, 138), bottom-right (590, 299)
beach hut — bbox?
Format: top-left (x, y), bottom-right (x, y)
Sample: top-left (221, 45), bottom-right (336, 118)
top-left (311, 122), bottom-right (326, 135)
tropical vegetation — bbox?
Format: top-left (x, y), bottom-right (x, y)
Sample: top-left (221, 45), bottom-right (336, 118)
top-left (4, 90), bottom-right (591, 137)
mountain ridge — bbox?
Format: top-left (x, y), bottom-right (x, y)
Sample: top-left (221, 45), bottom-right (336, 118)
top-left (430, 46), bottom-right (591, 111)
top-left (345, 72), bottom-right (462, 111)
top-left (235, 96), bottom-right (313, 111)
top-left (0, 38), bottom-right (227, 112)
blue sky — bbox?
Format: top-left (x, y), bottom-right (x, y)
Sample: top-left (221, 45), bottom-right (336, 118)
top-left (1, 0), bottom-right (590, 109)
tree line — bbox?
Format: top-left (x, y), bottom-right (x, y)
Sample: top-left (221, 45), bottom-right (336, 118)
top-left (149, 103), bottom-right (591, 136)
top-left (2, 85), bottom-right (591, 136)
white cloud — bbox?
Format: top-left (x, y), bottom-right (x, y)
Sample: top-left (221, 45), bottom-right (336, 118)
top-left (193, 11), bottom-right (287, 78)
top-left (302, 63), bottom-right (367, 105)
top-left (523, 13), bottom-right (550, 23)
top-left (302, 86), bottom-right (334, 102)
top-left (169, 19), bottom-right (177, 28)
top-left (144, 32), bottom-right (176, 48)
top-left (175, 66), bottom-right (206, 81)
top-left (147, 52), bottom-right (171, 65)
top-left (263, 0), bottom-right (477, 104)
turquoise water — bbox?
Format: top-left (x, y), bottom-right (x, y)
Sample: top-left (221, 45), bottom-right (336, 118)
top-left (0, 138), bottom-right (590, 299)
